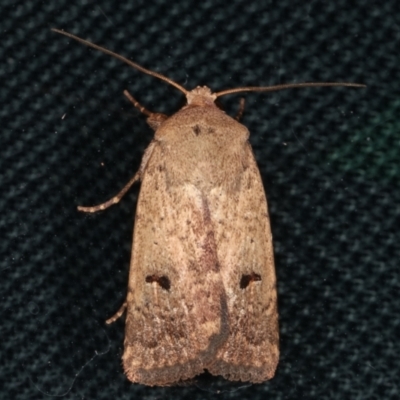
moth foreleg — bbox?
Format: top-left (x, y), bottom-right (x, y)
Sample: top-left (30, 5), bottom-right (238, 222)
top-left (77, 171), bottom-right (140, 213)
top-left (235, 98), bottom-right (245, 121)
top-left (123, 90), bottom-right (168, 131)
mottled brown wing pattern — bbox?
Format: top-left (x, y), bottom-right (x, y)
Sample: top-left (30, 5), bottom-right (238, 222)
top-left (123, 143), bottom-right (229, 386)
top-left (207, 143), bottom-right (279, 382)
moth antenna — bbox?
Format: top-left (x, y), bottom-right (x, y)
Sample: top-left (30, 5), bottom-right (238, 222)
top-left (51, 28), bottom-right (188, 96)
top-left (215, 82), bottom-right (366, 98)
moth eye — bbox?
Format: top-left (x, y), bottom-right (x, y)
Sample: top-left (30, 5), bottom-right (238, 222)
top-left (240, 273), bottom-right (261, 289)
top-left (192, 125), bottom-right (201, 135)
top-left (146, 274), bottom-right (171, 291)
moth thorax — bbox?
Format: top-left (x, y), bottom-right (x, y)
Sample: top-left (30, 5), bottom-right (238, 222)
top-left (186, 86), bottom-right (217, 107)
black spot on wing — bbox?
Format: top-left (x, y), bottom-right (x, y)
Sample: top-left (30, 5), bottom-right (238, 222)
top-left (240, 272), bottom-right (261, 289)
top-left (192, 125), bottom-right (201, 135)
top-left (146, 275), bottom-right (171, 291)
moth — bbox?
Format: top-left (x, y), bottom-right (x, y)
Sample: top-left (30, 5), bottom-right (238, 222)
top-left (52, 29), bottom-right (364, 386)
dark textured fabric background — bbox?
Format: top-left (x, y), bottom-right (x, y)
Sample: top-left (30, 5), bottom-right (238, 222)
top-left (1, 1), bottom-right (399, 399)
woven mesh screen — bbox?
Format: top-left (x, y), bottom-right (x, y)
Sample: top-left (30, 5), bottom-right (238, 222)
top-left (1, 0), bottom-right (399, 399)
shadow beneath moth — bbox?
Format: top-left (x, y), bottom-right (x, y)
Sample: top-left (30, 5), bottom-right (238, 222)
top-left (52, 29), bottom-right (364, 387)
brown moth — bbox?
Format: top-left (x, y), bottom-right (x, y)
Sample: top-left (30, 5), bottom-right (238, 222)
top-left (52, 29), bottom-right (364, 386)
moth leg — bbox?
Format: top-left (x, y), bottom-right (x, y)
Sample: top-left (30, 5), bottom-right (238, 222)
top-left (124, 90), bottom-right (168, 131)
top-left (77, 171), bottom-right (140, 213)
top-left (105, 301), bottom-right (127, 324)
top-left (235, 98), bottom-right (246, 121)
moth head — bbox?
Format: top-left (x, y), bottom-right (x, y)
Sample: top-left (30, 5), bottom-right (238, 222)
top-left (186, 87), bottom-right (217, 107)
